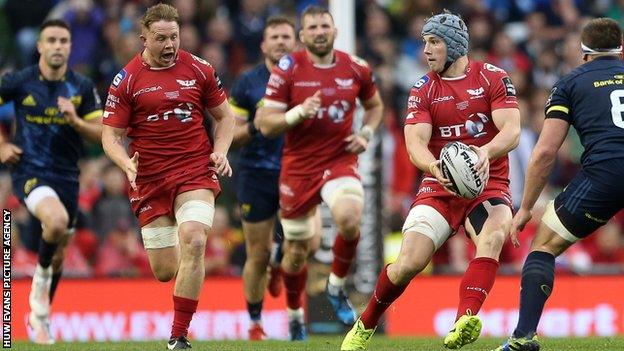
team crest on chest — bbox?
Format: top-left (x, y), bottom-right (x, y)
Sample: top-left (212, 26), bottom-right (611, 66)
top-left (177, 79), bottom-right (196, 89)
top-left (335, 78), bottom-right (353, 89)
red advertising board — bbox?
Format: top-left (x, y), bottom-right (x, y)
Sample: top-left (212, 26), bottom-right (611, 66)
top-left (10, 276), bottom-right (624, 341)
top-left (11, 278), bottom-right (288, 341)
top-left (386, 276), bottom-right (624, 337)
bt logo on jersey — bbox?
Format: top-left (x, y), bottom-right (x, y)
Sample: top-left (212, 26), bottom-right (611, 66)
top-left (439, 113), bottom-right (489, 138)
top-left (146, 102), bottom-right (194, 123)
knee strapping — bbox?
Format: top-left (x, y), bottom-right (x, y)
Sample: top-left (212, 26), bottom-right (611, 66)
top-left (321, 177), bottom-right (364, 208)
top-left (175, 200), bottom-right (215, 227)
top-left (141, 226), bottom-right (178, 249)
top-left (281, 216), bottom-right (315, 241)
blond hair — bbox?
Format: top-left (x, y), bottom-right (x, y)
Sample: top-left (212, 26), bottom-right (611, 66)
top-left (141, 3), bottom-right (179, 30)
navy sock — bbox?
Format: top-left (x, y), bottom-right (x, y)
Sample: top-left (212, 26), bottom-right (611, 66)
top-left (513, 251), bottom-right (555, 338)
top-left (38, 238), bottom-right (58, 268)
top-left (50, 271), bottom-right (63, 303)
top-left (247, 300), bottom-right (263, 322)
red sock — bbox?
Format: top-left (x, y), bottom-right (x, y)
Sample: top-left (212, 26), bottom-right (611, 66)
top-left (456, 257), bottom-right (499, 320)
top-left (331, 233), bottom-right (359, 278)
top-left (281, 266), bottom-right (308, 310)
top-left (171, 295), bottom-right (198, 338)
top-left (360, 264), bottom-right (408, 329)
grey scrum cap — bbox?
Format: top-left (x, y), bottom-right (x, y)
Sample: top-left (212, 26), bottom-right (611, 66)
top-left (422, 12), bottom-right (469, 64)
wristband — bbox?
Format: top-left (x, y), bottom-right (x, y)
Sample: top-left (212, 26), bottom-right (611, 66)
top-left (359, 125), bottom-right (374, 141)
top-left (284, 105), bottom-right (306, 126)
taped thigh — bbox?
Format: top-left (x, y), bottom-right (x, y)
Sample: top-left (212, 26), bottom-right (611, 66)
top-left (141, 226), bottom-right (178, 249)
top-left (25, 185), bottom-right (60, 214)
top-left (281, 216), bottom-right (315, 241)
top-left (320, 176), bottom-right (364, 209)
top-left (175, 200), bottom-right (215, 227)
top-left (541, 200), bottom-right (580, 243)
top-left (402, 205), bottom-right (453, 250)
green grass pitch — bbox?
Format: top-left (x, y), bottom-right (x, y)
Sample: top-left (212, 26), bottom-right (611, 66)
top-left (9, 336), bottom-right (624, 351)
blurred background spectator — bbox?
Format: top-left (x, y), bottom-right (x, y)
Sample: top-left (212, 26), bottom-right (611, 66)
top-left (2, 0), bottom-right (624, 279)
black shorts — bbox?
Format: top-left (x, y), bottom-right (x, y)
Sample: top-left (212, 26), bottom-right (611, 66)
top-left (554, 161), bottom-right (624, 238)
top-left (12, 175), bottom-right (79, 252)
top-left (237, 168), bottom-right (280, 222)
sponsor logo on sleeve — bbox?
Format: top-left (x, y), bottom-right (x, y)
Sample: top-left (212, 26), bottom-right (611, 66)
top-left (349, 54), bottom-right (369, 68)
top-left (414, 75), bottom-right (430, 89)
top-left (278, 56), bottom-right (293, 71)
top-left (105, 94), bottom-right (120, 108)
top-left (545, 87), bottom-right (557, 107)
top-left (502, 77), bottom-right (516, 97)
top-left (407, 95), bottom-right (420, 109)
top-left (484, 63), bottom-right (505, 73)
top-left (112, 69), bottom-right (127, 88)
top-left (191, 54), bottom-right (210, 66)
top-left (213, 72), bottom-right (223, 90)
top-left (268, 74), bottom-right (285, 88)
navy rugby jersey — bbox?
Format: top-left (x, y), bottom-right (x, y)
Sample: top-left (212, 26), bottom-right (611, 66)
top-left (229, 63), bottom-right (283, 170)
top-left (0, 66), bottom-right (102, 181)
top-left (545, 56), bottom-right (624, 167)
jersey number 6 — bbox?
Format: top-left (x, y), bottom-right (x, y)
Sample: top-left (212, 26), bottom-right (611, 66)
top-left (609, 90), bottom-right (624, 129)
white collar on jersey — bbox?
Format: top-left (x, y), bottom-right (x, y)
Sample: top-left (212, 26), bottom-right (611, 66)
top-left (441, 75), bottom-right (466, 81)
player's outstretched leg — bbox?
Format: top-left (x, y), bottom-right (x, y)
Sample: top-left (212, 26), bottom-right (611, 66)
top-left (340, 264), bottom-right (409, 350)
top-left (326, 233), bottom-right (359, 325)
top-left (443, 312), bottom-right (482, 349)
top-left (444, 256), bottom-right (499, 348)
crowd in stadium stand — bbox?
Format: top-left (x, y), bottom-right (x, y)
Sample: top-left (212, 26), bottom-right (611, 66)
top-left (2, 0), bottom-right (624, 279)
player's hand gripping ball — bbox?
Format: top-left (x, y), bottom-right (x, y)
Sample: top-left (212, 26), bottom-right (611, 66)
top-left (439, 141), bottom-right (486, 199)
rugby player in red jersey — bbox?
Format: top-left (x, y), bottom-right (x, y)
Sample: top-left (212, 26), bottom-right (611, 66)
top-left (255, 5), bottom-right (384, 341)
top-left (101, 4), bottom-right (234, 349)
top-left (341, 11), bottom-right (521, 350)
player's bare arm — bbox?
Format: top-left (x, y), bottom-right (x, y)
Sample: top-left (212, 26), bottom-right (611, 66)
top-left (404, 123), bottom-right (453, 191)
top-left (230, 106), bottom-right (252, 148)
top-left (511, 118), bottom-right (569, 239)
top-left (344, 91), bottom-right (384, 154)
top-left (101, 125), bottom-right (138, 190)
top-left (57, 96), bottom-right (103, 143)
top-left (255, 90), bottom-right (321, 137)
top-left (207, 99), bottom-right (235, 177)
top-left (474, 108), bottom-right (521, 180)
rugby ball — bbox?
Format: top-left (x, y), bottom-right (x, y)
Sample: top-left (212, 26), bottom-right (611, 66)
top-left (439, 141), bottom-right (485, 199)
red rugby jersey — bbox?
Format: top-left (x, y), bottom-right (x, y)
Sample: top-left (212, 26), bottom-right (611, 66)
top-left (103, 50), bottom-right (226, 182)
top-left (405, 61), bottom-right (518, 188)
top-left (264, 49), bottom-right (377, 177)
